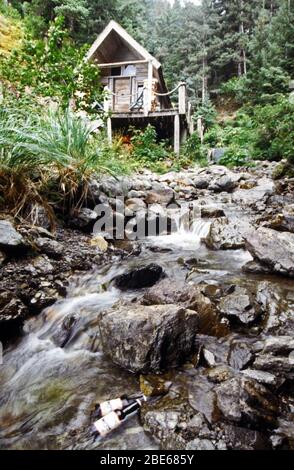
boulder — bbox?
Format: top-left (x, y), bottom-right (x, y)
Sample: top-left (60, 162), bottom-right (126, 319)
top-left (208, 175), bottom-right (236, 193)
top-left (35, 237), bottom-right (63, 259)
top-left (0, 220), bottom-right (26, 252)
top-left (68, 208), bottom-right (98, 231)
top-left (218, 286), bottom-right (261, 325)
top-left (193, 176), bottom-right (209, 189)
top-left (99, 304), bottom-right (199, 373)
top-left (201, 207), bottom-right (226, 218)
top-left (204, 218), bottom-right (245, 250)
top-left (145, 183), bottom-right (174, 205)
top-left (245, 227), bottom-right (294, 277)
top-left (232, 178), bottom-right (275, 207)
top-left (114, 264), bottom-right (163, 290)
top-left (125, 198), bottom-right (146, 216)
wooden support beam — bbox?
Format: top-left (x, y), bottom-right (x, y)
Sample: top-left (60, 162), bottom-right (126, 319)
top-left (107, 117), bottom-right (112, 144)
top-left (98, 60), bottom-right (148, 68)
top-left (174, 114), bottom-right (180, 155)
top-left (147, 61), bottom-right (153, 113)
top-left (178, 83), bottom-right (186, 115)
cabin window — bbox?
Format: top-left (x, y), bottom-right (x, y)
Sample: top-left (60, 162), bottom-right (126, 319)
top-left (111, 67), bottom-right (121, 76)
top-left (123, 65), bottom-right (136, 77)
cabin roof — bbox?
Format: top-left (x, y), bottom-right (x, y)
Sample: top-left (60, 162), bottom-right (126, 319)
top-left (86, 20), bottom-right (161, 69)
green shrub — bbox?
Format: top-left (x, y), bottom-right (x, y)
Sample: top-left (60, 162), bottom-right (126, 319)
top-left (130, 125), bottom-right (169, 163)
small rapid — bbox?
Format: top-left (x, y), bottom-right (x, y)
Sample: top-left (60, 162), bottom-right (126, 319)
top-left (0, 213), bottom-right (253, 450)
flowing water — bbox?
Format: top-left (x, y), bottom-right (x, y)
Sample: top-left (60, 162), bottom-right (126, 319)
top-left (0, 217), bottom-right (256, 450)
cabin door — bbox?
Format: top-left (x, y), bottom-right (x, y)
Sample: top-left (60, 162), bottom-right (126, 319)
top-left (113, 77), bottom-right (131, 112)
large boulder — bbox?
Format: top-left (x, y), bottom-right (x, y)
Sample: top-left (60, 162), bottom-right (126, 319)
top-left (0, 220), bottom-right (26, 252)
top-left (204, 218), bottom-right (245, 250)
top-left (232, 178), bottom-right (275, 207)
top-left (99, 304), bottom-right (199, 373)
top-left (114, 264), bottom-right (163, 290)
top-left (208, 175), bottom-right (237, 193)
top-left (244, 227), bottom-right (294, 277)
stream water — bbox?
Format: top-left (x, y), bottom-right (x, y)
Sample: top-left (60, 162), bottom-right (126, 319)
top-left (0, 207), bottom-right (290, 450)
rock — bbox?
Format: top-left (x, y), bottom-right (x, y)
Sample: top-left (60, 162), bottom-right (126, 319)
top-left (51, 313), bottom-right (80, 348)
top-left (208, 175), bottom-right (236, 193)
top-left (232, 178), bottom-right (275, 207)
top-left (253, 355), bottom-right (294, 381)
top-left (114, 264), bottom-right (163, 290)
top-left (35, 237), bottom-right (63, 259)
top-left (89, 235), bottom-right (108, 252)
top-left (186, 439), bottom-right (215, 450)
top-left (141, 368), bottom-right (272, 450)
top-left (204, 218), bottom-right (245, 250)
top-left (201, 207), bottom-right (226, 218)
top-left (215, 376), bottom-right (278, 428)
top-left (24, 255), bottom-right (54, 275)
top-left (145, 184), bottom-right (174, 205)
top-left (218, 286), bottom-right (260, 325)
top-left (99, 304), bottom-right (199, 373)
top-left (241, 369), bottom-right (281, 387)
top-left (261, 210), bottom-right (294, 233)
top-left (0, 290), bottom-right (28, 326)
top-left (69, 208), bottom-right (98, 231)
top-left (99, 176), bottom-right (131, 197)
top-left (193, 176), bottom-right (209, 189)
top-left (0, 250), bottom-right (6, 266)
top-left (125, 198), bottom-right (146, 216)
top-left (256, 281), bottom-right (294, 335)
top-left (261, 336), bottom-right (294, 355)
top-left (228, 342), bottom-right (253, 370)
top-left (245, 227), bottom-right (294, 276)
top-left (142, 280), bottom-right (223, 336)
top-left (0, 220), bottom-right (26, 252)
top-left (242, 260), bottom-right (272, 275)
top-left (220, 425), bottom-right (270, 450)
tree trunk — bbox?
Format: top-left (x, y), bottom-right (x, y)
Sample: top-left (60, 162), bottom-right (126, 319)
top-left (202, 55), bottom-right (208, 103)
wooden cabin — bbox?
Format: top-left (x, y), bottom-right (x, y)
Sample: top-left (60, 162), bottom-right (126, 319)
top-left (86, 20), bottom-right (193, 154)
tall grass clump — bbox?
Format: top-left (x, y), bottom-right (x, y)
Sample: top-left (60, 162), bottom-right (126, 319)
top-left (0, 105), bottom-right (111, 225)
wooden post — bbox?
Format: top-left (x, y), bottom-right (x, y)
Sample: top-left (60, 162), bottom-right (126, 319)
top-left (107, 117), bottom-right (112, 144)
top-left (174, 114), bottom-right (180, 155)
top-left (178, 82), bottom-right (186, 115)
top-left (143, 87), bottom-right (149, 116)
top-left (147, 61), bottom-right (153, 113)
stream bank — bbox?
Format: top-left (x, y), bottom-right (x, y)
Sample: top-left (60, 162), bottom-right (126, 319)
top-left (0, 161), bottom-right (293, 450)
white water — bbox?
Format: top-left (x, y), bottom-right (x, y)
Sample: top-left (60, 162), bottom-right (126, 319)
top-left (147, 218), bottom-right (211, 251)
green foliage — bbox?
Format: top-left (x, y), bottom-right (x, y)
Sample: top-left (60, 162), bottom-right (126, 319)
top-left (252, 97), bottom-right (294, 162)
top-left (194, 99), bottom-right (217, 131)
top-left (130, 125), bottom-right (169, 163)
top-left (0, 16), bottom-right (102, 111)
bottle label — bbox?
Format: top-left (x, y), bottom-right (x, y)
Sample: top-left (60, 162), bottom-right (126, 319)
top-left (93, 411), bottom-right (121, 437)
top-left (100, 398), bottom-right (123, 416)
